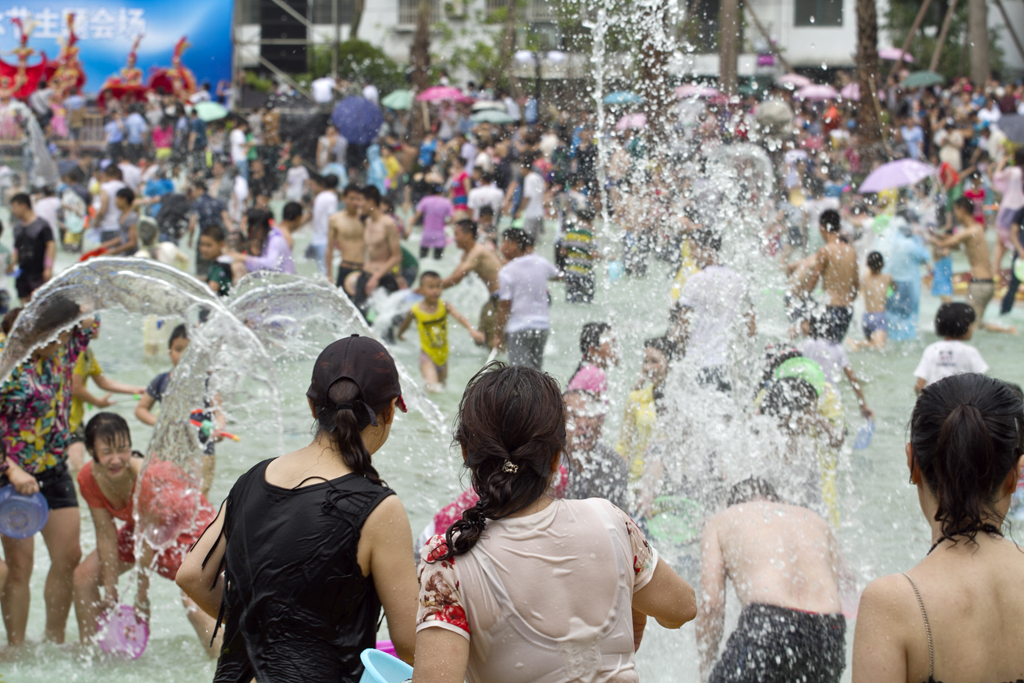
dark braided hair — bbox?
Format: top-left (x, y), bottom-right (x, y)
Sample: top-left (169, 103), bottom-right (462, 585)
top-left (313, 378), bottom-right (390, 486)
top-left (433, 364), bottom-right (566, 563)
top-left (911, 374), bottom-right (1024, 544)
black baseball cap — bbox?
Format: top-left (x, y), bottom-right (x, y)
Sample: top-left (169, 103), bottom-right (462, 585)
top-left (306, 335), bottom-right (407, 422)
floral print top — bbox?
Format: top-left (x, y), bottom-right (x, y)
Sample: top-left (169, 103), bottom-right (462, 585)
top-left (0, 328), bottom-right (90, 474)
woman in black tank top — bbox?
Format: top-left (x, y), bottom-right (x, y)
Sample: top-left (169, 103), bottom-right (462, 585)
top-left (177, 335), bottom-right (418, 683)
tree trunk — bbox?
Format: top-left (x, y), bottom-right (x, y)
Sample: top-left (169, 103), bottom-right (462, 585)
top-left (636, 0), bottom-right (674, 151)
top-left (349, 0), bottom-right (364, 39)
top-left (719, 0), bottom-right (739, 96)
top-left (855, 0), bottom-right (886, 165)
top-left (409, 0), bottom-right (432, 144)
top-left (500, 0), bottom-right (522, 98)
top-left (968, 0), bottom-right (989, 87)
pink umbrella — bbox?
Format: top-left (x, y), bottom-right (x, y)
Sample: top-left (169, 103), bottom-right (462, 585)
top-left (797, 84), bottom-right (839, 101)
top-left (675, 84), bottom-right (721, 98)
top-left (416, 86), bottom-right (464, 102)
top-left (777, 73), bottom-right (812, 88)
top-left (858, 159), bottom-right (935, 194)
top-left (879, 47), bottom-right (915, 63)
top-left (840, 83), bottom-right (860, 101)
top-left (616, 113), bottom-right (647, 130)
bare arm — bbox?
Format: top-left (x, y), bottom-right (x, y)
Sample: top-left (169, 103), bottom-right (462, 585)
top-left (396, 310), bottom-right (414, 341)
top-left (446, 301), bottom-right (485, 345)
top-left (441, 255), bottom-right (475, 289)
top-left (42, 239), bottom-right (56, 282)
top-left (364, 495), bottom-right (418, 664)
top-left (186, 214), bottom-right (197, 247)
top-left (91, 506), bottom-right (123, 605)
top-left (411, 628), bottom-right (470, 683)
top-left (176, 501), bottom-right (226, 617)
top-left (492, 299), bottom-right (511, 349)
top-left (696, 522), bottom-right (726, 680)
top-left (325, 220), bottom-right (336, 278)
top-left (95, 191), bottom-right (110, 223)
top-left (914, 377), bottom-right (927, 395)
top-left (73, 371), bottom-right (114, 409)
top-left (93, 374), bottom-right (145, 396)
top-left (135, 391), bottom-right (158, 426)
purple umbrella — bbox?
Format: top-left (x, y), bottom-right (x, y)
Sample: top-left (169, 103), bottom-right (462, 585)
top-left (858, 159), bottom-right (935, 194)
top-left (331, 96), bottom-right (384, 147)
top-left (840, 83), bottom-right (860, 101)
top-left (797, 84), bottom-right (839, 101)
top-left (879, 47), bottom-right (915, 63)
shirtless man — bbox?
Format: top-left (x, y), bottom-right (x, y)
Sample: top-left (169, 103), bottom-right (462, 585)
top-left (442, 219), bottom-right (502, 346)
top-left (934, 197), bottom-right (1016, 334)
top-left (787, 209), bottom-right (859, 343)
top-left (341, 185), bottom-right (403, 316)
top-left (698, 478), bottom-right (853, 683)
top-left (326, 183), bottom-right (365, 287)
top-left (848, 250), bottom-right (894, 351)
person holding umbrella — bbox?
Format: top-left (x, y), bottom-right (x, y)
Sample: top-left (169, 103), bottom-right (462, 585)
top-left (332, 96), bottom-right (384, 183)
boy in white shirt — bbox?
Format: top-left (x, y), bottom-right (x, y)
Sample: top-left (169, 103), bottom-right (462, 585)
top-left (914, 302), bottom-right (989, 394)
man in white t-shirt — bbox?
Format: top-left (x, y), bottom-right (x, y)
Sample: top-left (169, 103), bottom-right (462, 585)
top-left (467, 172), bottom-right (504, 220)
top-left (286, 154), bottom-right (311, 203)
top-left (308, 173), bottom-right (339, 275)
top-left (914, 302), bottom-right (989, 393)
top-left (494, 227), bottom-right (561, 369)
top-left (118, 160), bottom-right (142, 194)
top-left (675, 229), bottom-right (755, 392)
top-left (229, 119), bottom-right (251, 181)
top-left (516, 158), bottom-right (545, 241)
top-left (311, 76), bottom-right (336, 104)
top-left (32, 186), bottom-right (61, 235)
top-left (95, 165), bottom-right (127, 244)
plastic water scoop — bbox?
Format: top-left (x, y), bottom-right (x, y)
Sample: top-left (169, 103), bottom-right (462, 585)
top-left (359, 647), bottom-right (412, 683)
top-left (852, 420), bottom-right (875, 450)
top-left (0, 485), bottom-right (50, 539)
top-left (97, 604), bottom-right (149, 659)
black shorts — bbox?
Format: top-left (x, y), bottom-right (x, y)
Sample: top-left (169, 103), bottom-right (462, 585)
top-left (420, 246), bottom-right (444, 260)
top-left (710, 603), bottom-right (845, 683)
top-left (8, 462), bottom-right (79, 510)
top-left (816, 305), bottom-right (854, 343)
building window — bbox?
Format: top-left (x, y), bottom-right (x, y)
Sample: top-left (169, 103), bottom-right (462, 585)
top-left (398, 0), bottom-right (440, 25)
top-left (794, 0), bottom-right (842, 27)
top-left (311, 0), bottom-right (354, 24)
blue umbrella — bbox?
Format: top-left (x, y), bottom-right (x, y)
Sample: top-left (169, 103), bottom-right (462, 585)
top-left (602, 91), bottom-right (641, 105)
top-left (331, 96), bottom-right (384, 146)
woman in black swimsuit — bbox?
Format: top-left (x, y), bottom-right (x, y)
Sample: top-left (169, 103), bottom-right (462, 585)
top-left (852, 373), bottom-right (1024, 683)
top-left (176, 335), bottom-right (418, 682)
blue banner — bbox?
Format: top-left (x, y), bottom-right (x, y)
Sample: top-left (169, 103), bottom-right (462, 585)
top-left (0, 1), bottom-right (234, 94)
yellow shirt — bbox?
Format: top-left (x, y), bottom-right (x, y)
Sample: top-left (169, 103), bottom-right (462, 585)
top-left (616, 384), bottom-right (658, 481)
top-left (70, 348), bottom-right (102, 433)
top-left (670, 239), bottom-right (698, 302)
top-left (384, 155), bottom-right (402, 182)
top-left (413, 300), bottom-right (449, 367)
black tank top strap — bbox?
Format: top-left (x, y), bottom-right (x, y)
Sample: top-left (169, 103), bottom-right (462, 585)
top-left (902, 572), bottom-right (936, 683)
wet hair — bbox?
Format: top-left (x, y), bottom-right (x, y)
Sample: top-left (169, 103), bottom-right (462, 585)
top-left (910, 374), bottom-right (1024, 543)
top-left (35, 294), bottom-right (82, 332)
top-left (169, 323), bottom-right (188, 348)
top-left (867, 251), bottom-right (884, 273)
top-left (502, 227), bottom-right (533, 251)
top-left (361, 185), bottom-right (381, 206)
top-left (1015, 148), bottom-right (1024, 168)
top-left (419, 270), bottom-right (441, 284)
top-left (954, 196), bottom-right (974, 216)
top-left (728, 477), bottom-right (781, 506)
top-left (105, 166), bottom-right (123, 180)
top-left (10, 193), bottom-right (30, 209)
top-left (282, 201), bottom-right (303, 222)
top-left (2, 308), bottom-right (21, 336)
top-left (935, 302), bottom-right (976, 338)
top-left (478, 205), bottom-right (495, 219)
top-left (84, 412), bottom-right (132, 455)
top-left (762, 376), bottom-right (818, 425)
top-left (323, 174), bottom-right (339, 190)
top-left (456, 219), bottom-right (478, 239)
top-left (819, 209), bottom-right (841, 233)
top-left (116, 187), bottom-right (135, 204)
top-left (761, 345), bottom-right (802, 386)
top-left (313, 378), bottom-right (390, 486)
top-left (644, 336), bottom-right (677, 362)
top-left (580, 322), bottom-right (611, 357)
top-left (200, 224), bottom-right (226, 242)
top-left (434, 364), bottom-right (567, 562)
top-left (192, 180), bottom-right (208, 194)
top-left (577, 207), bottom-right (596, 223)
top-left (692, 228), bottom-right (722, 252)
top-left (310, 173), bottom-right (325, 188)
top-left (247, 208), bottom-right (274, 253)
top-left (342, 183), bottom-right (362, 196)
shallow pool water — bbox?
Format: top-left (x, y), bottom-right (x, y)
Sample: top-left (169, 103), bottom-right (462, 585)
top-left (4, 209), bottom-right (1023, 682)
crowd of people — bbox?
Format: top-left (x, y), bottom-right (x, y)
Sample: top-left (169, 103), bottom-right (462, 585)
top-left (0, 60), bottom-right (1021, 683)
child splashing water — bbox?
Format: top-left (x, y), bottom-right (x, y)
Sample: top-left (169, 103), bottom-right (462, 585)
top-left (413, 364), bottom-right (696, 683)
top-left (72, 412), bottom-right (221, 656)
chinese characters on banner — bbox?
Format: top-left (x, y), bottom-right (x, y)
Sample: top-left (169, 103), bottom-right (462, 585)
top-left (0, 7), bottom-right (146, 41)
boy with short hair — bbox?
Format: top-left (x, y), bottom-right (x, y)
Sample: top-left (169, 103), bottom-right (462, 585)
top-left (478, 205), bottom-right (497, 249)
top-left (135, 324), bottom-right (223, 495)
top-left (914, 302), bottom-right (989, 393)
top-left (397, 271), bottom-right (484, 392)
top-left (285, 152), bottom-right (310, 203)
top-left (198, 224), bottom-right (232, 296)
top-left (849, 251), bottom-right (895, 351)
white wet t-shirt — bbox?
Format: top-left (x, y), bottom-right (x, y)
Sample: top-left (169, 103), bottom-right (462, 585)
top-left (417, 498), bottom-right (657, 683)
top-left (914, 340), bottom-right (988, 387)
top-left (678, 265), bottom-right (748, 368)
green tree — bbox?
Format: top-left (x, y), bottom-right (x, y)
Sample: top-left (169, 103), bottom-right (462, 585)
top-left (885, 0), bottom-right (1002, 81)
top-left (305, 39), bottom-right (406, 93)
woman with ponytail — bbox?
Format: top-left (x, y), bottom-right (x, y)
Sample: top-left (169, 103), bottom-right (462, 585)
top-left (853, 373), bottom-right (1024, 683)
top-left (177, 335), bottom-right (418, 682)
top-left (413, 364), bottom-right (696, 683)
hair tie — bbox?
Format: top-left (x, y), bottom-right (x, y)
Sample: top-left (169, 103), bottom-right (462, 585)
top-left (320, 400), bottom-right (378, 431)
top-left (502, 460), bottom-right (519, 474)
